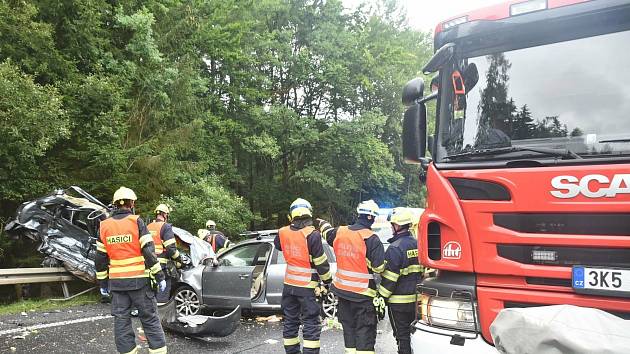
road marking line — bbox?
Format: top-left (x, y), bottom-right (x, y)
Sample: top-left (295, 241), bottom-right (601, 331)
top-left (0, 315), bottom-right (112, 336)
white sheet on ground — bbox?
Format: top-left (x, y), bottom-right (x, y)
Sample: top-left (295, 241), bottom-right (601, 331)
top-left (177, 315), bottom-right (210, 327)
top-left (490, 305), bottom-right (630, 354)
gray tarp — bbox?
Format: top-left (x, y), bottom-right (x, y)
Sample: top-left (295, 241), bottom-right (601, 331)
top-left (490, 305), bottom-right (630, 354)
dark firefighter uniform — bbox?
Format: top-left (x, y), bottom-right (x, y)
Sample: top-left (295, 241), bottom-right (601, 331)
top-left (204, 231), bottom-right (231, 253)
top-left (147, 220), bottom-right (182, 304)
top-left (378, 229), bottom-right (421, 354)
top-left (95, 209), bottom-right (167, 354)
top-left (274, 203), bottom-right (332, 354)
top-left (321, 212), bottom-right (385, 354)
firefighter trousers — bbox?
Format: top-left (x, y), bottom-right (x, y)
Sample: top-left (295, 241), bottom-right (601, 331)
top-left (337, 297), bottom-right (377, 353)
top-left (281, 293), bottom-right (321, 354)
top-left (388, 303), bottom-right (415, 354)
top-left (111, 285), bottom-right (166, 354)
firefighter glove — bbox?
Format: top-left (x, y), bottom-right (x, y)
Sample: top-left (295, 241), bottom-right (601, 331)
top-left (158, 279), bottom-right (167, 292)
top-left (373, 294), bottom-right (386, 321)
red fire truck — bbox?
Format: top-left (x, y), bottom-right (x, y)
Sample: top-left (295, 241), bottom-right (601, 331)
top-left (401, 0), bottom-right (630, 352)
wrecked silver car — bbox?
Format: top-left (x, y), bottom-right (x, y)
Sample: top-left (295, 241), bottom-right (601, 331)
top-left (171, 230), bottom-right (339, 320)
top-left (4, 186), bottom-right (241, 337)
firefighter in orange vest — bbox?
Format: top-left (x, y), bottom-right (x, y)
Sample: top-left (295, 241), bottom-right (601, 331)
top-left (147, 204), bottom-right (183, 304)
top-left (95, 187), bottom-right (167, 354)
top-left (318, 200), bottom-right (385, 354)
top-left (274, 198), bottom-right (332, 354)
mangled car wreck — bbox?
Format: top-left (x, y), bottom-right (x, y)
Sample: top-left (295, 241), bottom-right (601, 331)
top-left (4, 186), bottom-right (241, 337)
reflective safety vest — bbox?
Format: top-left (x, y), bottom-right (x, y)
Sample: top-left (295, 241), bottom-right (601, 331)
top-left (333, 226), bottom-right (376, 297)
top-left (147, 221), bottom-right (165, 252)
top-left (100, 215), bottom-right (147, 279)
top-left (279, 226), bottom-right (317, 288)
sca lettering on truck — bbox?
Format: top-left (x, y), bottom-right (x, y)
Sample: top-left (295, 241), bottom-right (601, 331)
top-left (550, 174), bottom-right (630, 198)
top-left (442, 241), bottom-right (461, 260)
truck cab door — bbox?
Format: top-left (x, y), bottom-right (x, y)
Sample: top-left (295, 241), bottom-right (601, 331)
top-left (201, 242), bottom-right (266, 309)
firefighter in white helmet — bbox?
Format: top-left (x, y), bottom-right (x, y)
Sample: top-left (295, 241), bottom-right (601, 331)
top-left (317, 199), bottom-right (386, 354)
top-left (147, 204), bottom-right (183, 304)
top-left (274, 198), bottom-right (332, 354)
top-left (95, 187), bottom-right (167, 353)
top-left (201, 219), bottom-right (231, 253)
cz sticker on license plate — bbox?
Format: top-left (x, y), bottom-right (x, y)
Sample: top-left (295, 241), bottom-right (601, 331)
top-left (572, 266), bottom-right (630, 298)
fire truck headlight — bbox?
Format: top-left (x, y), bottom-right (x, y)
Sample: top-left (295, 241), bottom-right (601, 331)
top-left (419, 294), bottom-right (477, 332)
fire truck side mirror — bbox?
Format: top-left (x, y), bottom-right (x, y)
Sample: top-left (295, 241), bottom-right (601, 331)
top-left (402, 102), bottom-right (427, 164)
top-left (402, 77), bottom-right (425, 106)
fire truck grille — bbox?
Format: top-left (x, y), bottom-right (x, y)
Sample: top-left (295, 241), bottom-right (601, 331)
top-left (494, 213), bottom-right (630, 236)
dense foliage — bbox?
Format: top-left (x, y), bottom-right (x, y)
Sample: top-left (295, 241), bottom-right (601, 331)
top-left (0, 0), bottom-right (432, 257)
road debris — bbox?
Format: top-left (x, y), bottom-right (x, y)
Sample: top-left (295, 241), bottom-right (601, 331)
top-left (255, 315), bottom-right (281, 323)
top-left (264, 339), bottom-right (279, 345)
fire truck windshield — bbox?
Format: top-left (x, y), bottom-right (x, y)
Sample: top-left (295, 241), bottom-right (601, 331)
top-left (436, 29), bottom-right (630, 163)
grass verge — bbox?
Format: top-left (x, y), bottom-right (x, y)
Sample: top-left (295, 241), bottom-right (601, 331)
top-left (0, 292), bottom-right (100, 316)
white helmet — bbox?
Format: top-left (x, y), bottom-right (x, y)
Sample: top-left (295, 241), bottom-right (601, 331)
top-left (206, 220), bottom-right (216, 229)
top-left (112, 187), bottom-right (137, 205)
top-left (289, 198), bottom-right (313, 219)
top-left (357, 200), bottom-right (379, 217)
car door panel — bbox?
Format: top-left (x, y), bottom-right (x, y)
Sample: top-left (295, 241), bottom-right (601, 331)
top-left (201, 264), bottom-right (255, 308)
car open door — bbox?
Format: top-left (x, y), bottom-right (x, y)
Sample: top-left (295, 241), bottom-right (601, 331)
top-left (201, 242), bottom-right (265, 308)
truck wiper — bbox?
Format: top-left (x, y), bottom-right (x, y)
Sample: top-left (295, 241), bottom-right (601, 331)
top-left (599, 138), bottom-right (630, 143)
top-left (444, 146), bottom-right (582, 161)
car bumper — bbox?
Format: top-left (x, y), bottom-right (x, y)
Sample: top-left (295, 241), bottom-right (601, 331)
top-left (410, 322), bottom-right (497, 354)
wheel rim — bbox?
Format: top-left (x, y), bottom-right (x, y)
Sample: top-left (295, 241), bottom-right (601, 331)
top-left (174, 289), bottom-right (200, 316)
top-left (321, 292), bottom-right (338, 319)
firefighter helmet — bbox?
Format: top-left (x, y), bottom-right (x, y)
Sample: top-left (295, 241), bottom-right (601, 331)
top-left (356, 200), bottom-right (379, 217)
top-left (289, 198), bottom-right (313, 219)
top-left (154, 204), bottom-right (171, 215)
top-left (206, 220), bottom-right (216, 229)
top-left (388, 207), bottom-right (413, 226)
top-left (112, 187), bottom-right (137, 205)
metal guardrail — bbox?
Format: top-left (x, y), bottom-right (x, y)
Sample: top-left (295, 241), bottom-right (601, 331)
top-left (0, 267), bottom-right (75, 286)
top-left (0, 267), bottom-right (95, 300)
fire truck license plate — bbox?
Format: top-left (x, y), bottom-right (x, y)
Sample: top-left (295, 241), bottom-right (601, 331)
top-left (572, 266), bottom-right (630, 298)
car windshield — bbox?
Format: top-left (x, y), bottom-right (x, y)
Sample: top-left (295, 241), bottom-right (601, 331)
top-left (437, 29), bottom-right (630, 162)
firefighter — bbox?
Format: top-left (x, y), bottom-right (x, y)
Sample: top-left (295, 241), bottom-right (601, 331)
top-left (274, 198), bottom-right (332, 354)
top-left (95, 187), bottom-right (167, 354)
top-left (203, 220), bottom-right (231, 253)
top-left (378, 208), bottom-right (422, 354)
top-left (147, 204), bottom-right (183, 305)
top-left (318, 200), bottom-right (386, 354)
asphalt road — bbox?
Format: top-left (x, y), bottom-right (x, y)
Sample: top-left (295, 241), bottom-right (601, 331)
top-left (0, 302), bottom-right (398, 353)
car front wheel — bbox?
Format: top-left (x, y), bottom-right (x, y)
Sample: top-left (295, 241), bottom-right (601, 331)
top-left (173, 285), bottom-right (200, 317)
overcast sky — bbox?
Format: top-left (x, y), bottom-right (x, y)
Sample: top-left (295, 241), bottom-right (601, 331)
top-left (343, 0), bottom-right (506, 32)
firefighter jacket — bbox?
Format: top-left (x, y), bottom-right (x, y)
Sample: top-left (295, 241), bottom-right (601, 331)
top-left (274, 219), bottom-right (332, 297)
top-left (378, 229), bottom-right (422, 304)
top-left (205, 231), bottom-right (231, 253)
top-left (147, 220), bottom-right (181, 265)
top-left (322, 218), bottom-right (385, 302)
top-left (95, 209), bottom-right (164, 291)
